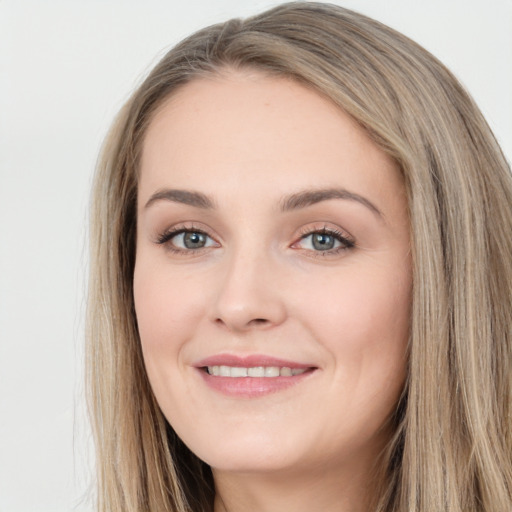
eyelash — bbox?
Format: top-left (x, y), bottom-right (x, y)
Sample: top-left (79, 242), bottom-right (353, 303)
top-left (155, 225), bottom-right (355, 256)
top-left (156, 224), bottom-right (216, 255)
top-left (294, 226), bottom-right (355, 257)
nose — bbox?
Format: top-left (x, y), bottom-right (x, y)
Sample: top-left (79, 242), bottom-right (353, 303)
top-left (211, 249), bottom-right (287, 333)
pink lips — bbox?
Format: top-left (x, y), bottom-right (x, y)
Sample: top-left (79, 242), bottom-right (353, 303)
top-left (196, 353), bottom-right (312, 369)
top-left (194, 354), bottom-right (316, 398)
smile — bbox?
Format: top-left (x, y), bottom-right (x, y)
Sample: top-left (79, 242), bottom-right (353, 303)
top-left (195, 355), bottom-right (316, 397)
top-left (206, 365), bottom-right (308, 377)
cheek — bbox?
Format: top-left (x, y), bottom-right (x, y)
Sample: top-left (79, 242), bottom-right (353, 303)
top-left (303, 263), bottom-right (410, 337)
top-left (299, 264), bottom-right (411, 386)
top-left (133, 262), bottom-right (204, 359)
top-left (133, 262), bottom-right (209, 424)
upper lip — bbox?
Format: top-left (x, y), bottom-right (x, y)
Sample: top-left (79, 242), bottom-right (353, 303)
top-left (194, 353), bottom-right (315, 369)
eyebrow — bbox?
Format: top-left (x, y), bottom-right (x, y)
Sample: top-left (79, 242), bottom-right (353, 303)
top-left (280, 188), bottom-right (382, 217)
top-left (144, 189), bottom-right (215, 210)
top-left (144, 186), bottom-right (382, 218)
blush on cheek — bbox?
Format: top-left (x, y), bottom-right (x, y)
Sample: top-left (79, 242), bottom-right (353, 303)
top-left (134, 275), bottom-right (203, 361)
top-left (134, 276), bottom-right (171, 352)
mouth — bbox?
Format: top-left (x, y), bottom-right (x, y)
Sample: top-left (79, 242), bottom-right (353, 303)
top-left (195, 354), bottom-right (317, 397)
top-left (204, 365), bottom-right (309, 377)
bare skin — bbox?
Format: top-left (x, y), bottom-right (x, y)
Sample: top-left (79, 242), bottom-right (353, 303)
top-left (134, 70), bottom-right (411, 512)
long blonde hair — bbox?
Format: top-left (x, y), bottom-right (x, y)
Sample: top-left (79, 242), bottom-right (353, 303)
top-left (87, 3), bottom-right (512, 511)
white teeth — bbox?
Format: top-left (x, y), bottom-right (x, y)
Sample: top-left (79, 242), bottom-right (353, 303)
top-left (207, 365), bottom-right (308, 377)
top-left (248, 366), bottom-right (265, 377)
top-left (265, 366), bottom-right (280, 377)
top-left (230, 366), bottom-right (248, 377)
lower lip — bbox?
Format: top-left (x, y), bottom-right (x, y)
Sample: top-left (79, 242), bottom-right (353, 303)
top-left (197, 368), bottom-right (315, 398)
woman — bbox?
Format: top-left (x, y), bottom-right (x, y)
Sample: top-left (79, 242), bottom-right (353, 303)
top-left (86, 2), bottom-right (512, 511)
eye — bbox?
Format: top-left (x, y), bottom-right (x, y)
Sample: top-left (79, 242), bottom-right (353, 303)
top-left (175, 231), bottom-right (213, 249)
top-left (293, 228), bottom-right (355, 254)
top-left (157, 228), bottom-right (218, 252)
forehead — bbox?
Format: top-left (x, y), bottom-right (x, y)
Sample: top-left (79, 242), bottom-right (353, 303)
top-left (139, 71), bottom-right (402, 210)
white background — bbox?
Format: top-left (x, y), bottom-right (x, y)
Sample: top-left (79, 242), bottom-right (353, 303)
top-left (0, 1), bottom-right (510, 511)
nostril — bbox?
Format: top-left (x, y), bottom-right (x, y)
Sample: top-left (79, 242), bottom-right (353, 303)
top-left (251, 318), bottom-right (269, 325)
top-left (214, 316), bottom-right (271, 331)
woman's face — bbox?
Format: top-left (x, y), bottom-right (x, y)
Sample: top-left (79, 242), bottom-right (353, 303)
top-left (134, 71), bottom-right (411, 478)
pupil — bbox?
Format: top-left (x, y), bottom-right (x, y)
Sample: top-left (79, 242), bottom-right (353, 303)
top-left (312, 233), bottom-right (334, 251)
top-left (184, 232), bottom-right (206, 248)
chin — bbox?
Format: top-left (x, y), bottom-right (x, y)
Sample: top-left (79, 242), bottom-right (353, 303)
top-left (204, 451), bottom-right (301, 475)
top-left (180, 427), bottom-right (306, 474)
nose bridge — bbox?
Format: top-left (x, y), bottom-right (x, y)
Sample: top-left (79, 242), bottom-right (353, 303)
top-left (212, 242), bottom-right (286, 331)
